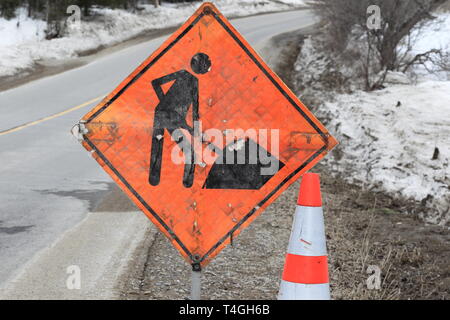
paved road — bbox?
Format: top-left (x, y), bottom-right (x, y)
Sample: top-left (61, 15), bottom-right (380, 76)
top-left (0, 9), bottom-right (318, 293)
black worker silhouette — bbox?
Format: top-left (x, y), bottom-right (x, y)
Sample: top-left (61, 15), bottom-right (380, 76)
top-left (203, 138), bottom-right (285, 190)
top-left (149, 53), bottom-right (211, 188)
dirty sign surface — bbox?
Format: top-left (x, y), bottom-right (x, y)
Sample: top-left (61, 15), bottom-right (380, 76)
top-left (79, 2), bottom-right (338, 267)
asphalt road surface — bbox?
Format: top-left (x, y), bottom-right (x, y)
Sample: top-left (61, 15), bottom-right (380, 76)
top-left (0, 9), bottom-right (318, 298)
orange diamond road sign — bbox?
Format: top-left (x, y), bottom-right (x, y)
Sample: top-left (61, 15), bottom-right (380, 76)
top-left (78, 2), bottom-right (337, 268)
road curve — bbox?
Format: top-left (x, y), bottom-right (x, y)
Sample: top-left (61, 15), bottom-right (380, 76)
top-left (0, 9), bottom-right (318, 294)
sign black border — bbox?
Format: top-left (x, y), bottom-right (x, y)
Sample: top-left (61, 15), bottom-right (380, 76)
top-left (84, 7), bottom-right (328, 265)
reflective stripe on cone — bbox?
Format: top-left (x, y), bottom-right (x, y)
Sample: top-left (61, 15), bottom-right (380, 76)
top-left (278, 173), bottom-right (330, 300)
top-left (279, 282), bottom-right (330, 300)
top-left (282, 254), bottom-right (328, 284)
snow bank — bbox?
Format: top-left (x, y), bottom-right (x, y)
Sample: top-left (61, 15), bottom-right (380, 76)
top-left (0, 7), bottom-right (46, 76)
top-left (0, 0), bottom-right (307, 78)
top-left (293, 12), bottom-right (450, 225)
top-left (320, 82), bottom-right (450, 225)
top-left (0, 8), bottom-right (46, 47)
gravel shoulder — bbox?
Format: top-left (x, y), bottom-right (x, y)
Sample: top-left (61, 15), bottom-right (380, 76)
top-left (117, 29), bottom-right (449, 300)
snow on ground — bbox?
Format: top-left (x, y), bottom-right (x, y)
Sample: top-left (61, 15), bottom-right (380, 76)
top-left (293, 12), bottom-right (450, 225)
top-left (0, 7), bottom-right (47, 77)
top-left (320, 81), bottom-right (450, 225)
top-left (0, 0), bottom-right (307, 78)
top-left (0, 8), bottom-right (46, 47)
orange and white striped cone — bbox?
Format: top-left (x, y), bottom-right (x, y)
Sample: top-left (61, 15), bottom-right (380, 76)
top-left (278, 173), bottom-right (330, 300)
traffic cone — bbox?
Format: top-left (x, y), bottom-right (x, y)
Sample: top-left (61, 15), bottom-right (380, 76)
top-left (278, 173), bottom-right (330, 300)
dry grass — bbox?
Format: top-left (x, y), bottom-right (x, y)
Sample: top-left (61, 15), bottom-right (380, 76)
top-left (319, 166), bottom-right (448, 300)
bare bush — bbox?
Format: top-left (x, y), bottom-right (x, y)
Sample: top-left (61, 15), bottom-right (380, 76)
top-left (311, 0), bottom-right (448, 90)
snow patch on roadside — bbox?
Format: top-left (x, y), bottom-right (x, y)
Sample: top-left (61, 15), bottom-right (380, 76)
top-left (0, 0), bottom-right (307, 78)
top-left (293, 12), bottom-right (450, 225)
top-left (0, 7), bottom-right (46, 77)
top-left (321, 81), bottom-right (450, 225)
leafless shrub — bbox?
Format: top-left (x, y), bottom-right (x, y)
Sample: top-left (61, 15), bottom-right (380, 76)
top-left (436, 51), bottom-right (450, 71)
top-left (310, 0), bottom-right (448, 90)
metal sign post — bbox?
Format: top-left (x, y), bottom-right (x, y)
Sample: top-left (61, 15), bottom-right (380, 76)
top-left (190, 262), bottom-right (202, 300)
top-left (190, 271), bottom-right (202, 300)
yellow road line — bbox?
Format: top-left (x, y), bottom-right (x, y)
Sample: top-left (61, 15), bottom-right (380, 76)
top-left (0, 95), bottom-right (104, 136)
